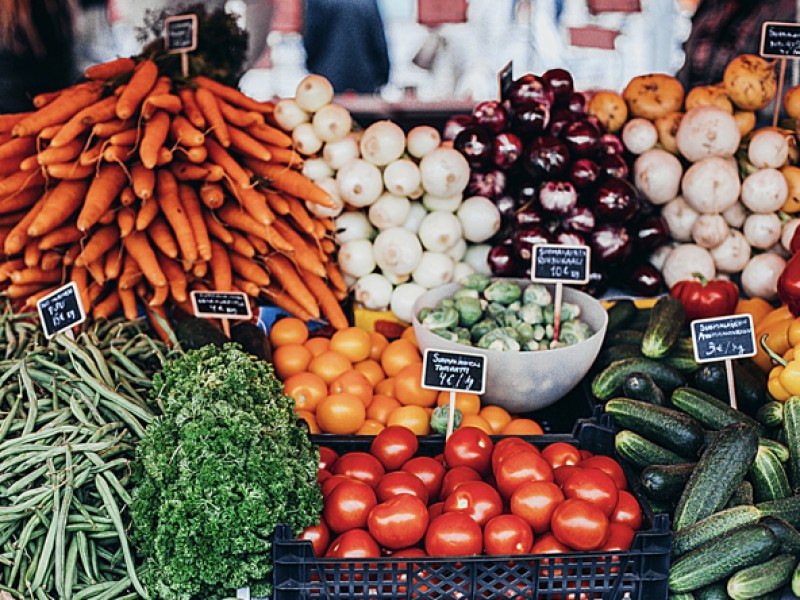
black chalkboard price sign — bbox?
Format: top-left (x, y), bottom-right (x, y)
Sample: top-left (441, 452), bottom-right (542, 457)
top-left (760, 21), bottom-right (800, 59)
top-left (421, 348), bottom-right (487, 394)
top-left (37, 281), bottom-right (86, 339)
top-left (691, 314), bottom-right (757, 363)
top-left (190, 291), bottom-right (252, 320)
top-left (164, 14), bottom-right (198, 53)
top-left (531, 244), bottom-right (591, 284)
top-left (498, 61), bottom-right (513, 101)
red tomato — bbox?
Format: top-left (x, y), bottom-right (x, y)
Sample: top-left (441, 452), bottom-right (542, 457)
top-left (370, 426), bottom-right (419, 471)
top-left (323, 479), bottom-right (377, 533)
top-left (553, 465), bottom-right (583, 487)
top-left (442, 481), bottom-right (502, 526)
top-left (321, 474), bottom-right (351, 498)
top-left (610, 490), bottom-right (642, 530)
top-left (424, 513), bottom-right (483, 557)
top-left (368, 494), bottom-right (430, 550)
top-left (387, 547), bottom-right (429, 594)
top-left (300, 518), bottom-right (331, 557)
top-left (375, 471), bottom-right (429, 504)
top-left (579, 455), bottom-right (627, 490)
top-left (402, 456), bottom-right (447, 501)
top-left (325, 529), bottom-right (381, 558)
top-left (494, 450), bottom-right (553, 499)
top-left (318, 469), bottom-right (332, 484)
top-left (440, 466), bottom-right (482, 500)
top-left (428, 501), bottom-right (445, 519)
top-left (562, 468), bottom-right (619, 517)
top-left (579, 450), bottom-right (593, 460)
top-left (551, 498), bottom-right (609, 551)
top-left (483, 514), bottom-right (534, 555)
top-left (444, 427), bottom-right (493, 475)
top-left (509, 480), bottom-right (565, 534)
top-left (541, 442), bottom-right (581, 470)
top-left (319, 446), bottom-right (339, 472)
top-left (530, 532), bottom-right (570, 577)
top-left (332, 452), bottom-right (386, 488)
top-left (601, 522), bottom-right (635, 551)
top-left (492, 438), bottom-right (537, 470)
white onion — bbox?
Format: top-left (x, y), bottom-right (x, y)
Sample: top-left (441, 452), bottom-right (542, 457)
top-left (710, 229), bottom-right (751, 273)
top-left (295, 74), bottom-right (334, 112)
top-left (323, 136), bottom-right (360, 170)
top-left (373, 227), bottom-right (423, 275)
top-left (662, 196), bottom-right (699, 242)
top-left (384, 159), bottom-right (421, 197)
top-left (723, 202), bottom-right (747, 228)
top-left (676, 106), bottom-right (741, 162)
top-left (311, 104), bottom-right (352, 143)
top-left (390, 283), bottom-right (427, 323)
top-left (743, 213), bottom-right (783, 249)
top-left (741, 168), bottom-right (789, 213)
top-left (338, 238), bottom-right (376, 278)
top-left (422, 193), bottom-right (462, 212)
top-left (622, 118), bottom-right (658, 155)
top-left (368, 193), bottom-right (410, 229)
top-left (354, 273), bottom-right (393, 310)
top-left (782, 218), bottom-right (800, 252)
top-left (273, 98), bottom-right (309, 131)
top-left (384, 271), bottom-right (410, 285)
top-left (681, 157), bottom-right (741, 214)
top-left (662, 244), bottom-right (716, 288)
top-left (457, 196), bottom-right (501, 243)
top-left (692, 214), bottom-right (729, 249)
top-left (463, 244), bottom-right (492, 275)
top-left (401, 203), bottom-right (428, 233)
top-left (306, 177), bottom-right (344, 218)
top-left (334, 211), bottom-right (374, 244)
top-left (633, 148), bottom-right (683, 205)
top-left (360, 120), bottom-right (406, 166)
top-left (453, 261), bottom-right (476, 282)
top-left (649, 244), bottom-right (675, 271)
top-left (419, 147), bottom-right (470, 197)
top-left (302, 158), bottom-right (333, 182)
top-left (336, 159), bottom-right (383, 207)
top-left (407, 125), bottom-right (441, 158)
top-left (741, 253), bottom-right (786, 300)
top-left (412, 252), bottom-right (456, 289)
top-left (418, 211), bottom-right (463, 252)
top-left (446, 237), bottom-right (467, 261)
top-left (292, 122), bottom-right (323, 156)
top-left (748, 129), bottom-right (789, 169)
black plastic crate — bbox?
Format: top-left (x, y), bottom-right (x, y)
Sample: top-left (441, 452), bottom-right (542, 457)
top-left (271, 416), bottom-right (672, 600)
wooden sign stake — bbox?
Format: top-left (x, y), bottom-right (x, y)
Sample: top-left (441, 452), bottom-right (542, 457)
top-left (774, 57), bottom-right (788, 128)
top-left (446, 390), bottom-right (457, 439)
top-left (552, 282), bottom-right (564, 343)
top-left (725, 358), bottom-right (737, 410)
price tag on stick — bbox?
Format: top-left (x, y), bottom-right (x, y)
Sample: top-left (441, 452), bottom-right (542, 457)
top-left (421, 348), bottom-right (487, 439)
top-left (37, 281), bottom-right (86, 339)
top-left (690, 313), bottom-right (757, 410)
top-left (531, 244), bottom-right (591, 342)
top-left (760, 21), bottom-right (800, 127)
top-left (498, 61), bottom-right (513, 102)
top-left (190, 291), bottom-right (252, 338)
top-left (164, 14), bottom-right (198, 77)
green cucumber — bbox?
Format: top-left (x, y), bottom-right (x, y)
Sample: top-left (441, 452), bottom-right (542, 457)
top-left (758, 438), bottom-right (790, 464)
top-left (760, 515), bottom-right (800, 554)
top-left (726, 480), bottom-right (755, 508)
top-left (694, 582), bottom-right (730, 600)
top-left (623, 371), bottom-right (667, 406)
top-left (642, 296), bottom-right (685, 359)
top-left (749, 446), bottom-right (792, 503)
top-left (727, 553), bottom-right (798, 600)
top-left (605, 397), bottom-right (704, 455)
top-left (669, 523), bottom-right (778, 593)
top-left (670, 387), bottom-right (766, 435)
top-left (691, 362), bottom-right (766, 417)
top-left (756, 495), bottom-right (800, 527)
top-left (640, 463), bottom-right (696, 501)
top-left (598, 344), bottom-right (642, 367)
top-left (607, 328), bottom-right (644, 346)
top-left (784, 396), bottom-right (800, 492)
top-left (671, 505), bottom-right (762, 558)
top-left (793, 559), bottom-right (800, 596)
top-left (606, 299), bottom-right (638, 333)
top-left (670, 593), bottom-right (695, 600)
top-left (673, 423), bottom-right (760, 530)
top-left (629, 308), bottom-right (653, 331)
top-left (756, 402), bottom-right (783, 429)
top-left (614, 430), bottom-right (691, 470)
top-left (592, 358), bottom-right (686, 401)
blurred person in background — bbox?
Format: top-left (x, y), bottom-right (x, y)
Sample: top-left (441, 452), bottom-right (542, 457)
top-left (304, 0), bottom-right (390, 94)
top-left (0, 0), bottom-right (77, 113)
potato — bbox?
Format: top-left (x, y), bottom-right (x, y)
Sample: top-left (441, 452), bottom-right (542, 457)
top-left (781, 165), bottom-right (800, 213)
top-left (654, 111), bottom-right (683, 154)
top-left (732, 110), bottom-right (756, 136)
top-left (784, 84), bottom-right (800, 119)
top-left (622, 74), bottom-right (684, 120)
top-left (723, 54), bottom-right (777, 111)
top-left (587, 90), bottom-right (628, 133)
top-left (685, 84), bottom-right (734, 113)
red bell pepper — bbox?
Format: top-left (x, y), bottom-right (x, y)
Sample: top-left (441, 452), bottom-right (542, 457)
top-left (778, 252), bottom-right (800, 316)
top-left (669, 273), bottom-right (739, 322)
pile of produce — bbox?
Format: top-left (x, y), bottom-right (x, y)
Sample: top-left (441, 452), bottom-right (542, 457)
top-left (0, 307), bottom-right (176, 600)
top-left (416, 274), bottom-right (593, 351)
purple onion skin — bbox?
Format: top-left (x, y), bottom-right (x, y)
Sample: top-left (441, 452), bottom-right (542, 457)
top-left (569, 158), bottom-right (601, 191)
top-left (634, 215), bottom-right (669, 252)
top-left (538, 180), bottom-right (577, 217)
top-left (563, 120), bottom-right (602, 158)
top-left (563, 205), bottom-right (596, 233)
top-left (472, 100), bottom-right (508, 134)
top-left (514, 225), bottom-right (552, 263)
top-left (542, 68), bottom-right (574, 106)
top-left (593, 177), bottom-right (639, 224)
top-left (597, 154), bottom-right (630, 181)
top-left (512, 102), bottom-right (550, 137)
top-left (488, 245), bottom-right (520, 276)
top-left (590, 224), bottom-right (632, 265)
top-left (523, 136), bottom-right (571, 181)
top-left (580, 270), bottom-right (609, 298)
top-left (494, 195), bottom-right (519, 226)
top-left (598, 133), bottom-right (625, 157)
top-left (468, 169), bottom-right (507, 199)
top-left (443, 114), bottom-right (474, 141)
top-left (567, 91), bottom-right (588, 115)
top-left (627, 264), bottom-right (664, 296)
top-left (493, 131), bottom-right (523, 169)
top-left (454, 126), bottom-right (494, 169)
top-left (513, 180), bottom-right (538, 206)
top-left (548, 108), bottom-right (575, 138)
top-left (555, 230), bottom-right (586, 246)
top-left (514, 206), bottom-right (545, 227)
top-left (509, 74), bottom-right (555, 108)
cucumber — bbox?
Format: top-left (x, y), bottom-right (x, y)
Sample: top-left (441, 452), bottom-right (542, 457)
top-left (605, 397), bottom-right (704, 455)
top-left (606, 299), bottom-right (638, 333)
top-left (615, 430), bottom-right (691, 470)
top-left (629, 308), bottom-right (653, 331)
top-left (623, 372), bottom-right (667, 406)
top-left (648, 497), bottom-right (676, 515)
top-left (691, 362), bottom-right (766, 417)
top-left (756, 402), bottom-right (783, 429)
top-left (670, 387), bottom-right (766, 435)
top-left (592, 358), bottom-right (686, 401)
top-left (760, 515), bottom-right (800, 554)
top-left (671, 505), bottom-right (763, 558)
top-left (726, 481), bottom-right (755, 509)
top-left (784, 396), bottom-right (800, 492)
top-left (598, 344), bottom-right (642, 368)
top-left (670, 523), bottom-right (778, 593)
top-left (673, 423), bottom-right (760, 530)
top-left (793, 559), bottom-right (800, 596)
top-left (727, 553), bottom-right (798, 600)
top-left (749, 446), bottom-right (792, 502)
top-left (694, 583), bottom-right (730, 600)
top-left (670, 594), bottom-right (695, 600)
top-left (640, 463), bottom-right (696, 501)
top-left (756, 495), bottom-right (800, 527)
top-left (731, 362), bottom-right (768, 417)
top-left (642, 295), bottom-right (685, 359)
top-left (758, 438), bottom-right (790, 464)
top-left (607, 328), bottom-right (645, 346)
top-left (664, 347), bottom-right (702, 374)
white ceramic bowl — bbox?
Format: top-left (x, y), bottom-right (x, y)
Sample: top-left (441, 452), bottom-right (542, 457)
top-left (412, 279), bottom-right (608, 413)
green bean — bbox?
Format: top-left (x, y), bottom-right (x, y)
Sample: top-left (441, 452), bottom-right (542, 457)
top-left (19, 362), bottom-right (38, 437)
top-left (4, 320), bottom-right (16, 359)
top-left (7, 511), bottom-right (41, 585)
top-left (64, 535), bottom-right (78, 600)
top-left (2, 465), bottom-right (48, 498)
top-left (0, 395), bottom-right (19, 445)
top-left (0, 488), bottom-right (51, 517)
top-left (75, 531), bottom-right (94, 586)
top-left (87, 537), bottom-right (100, 584)
top-left (30, 467), bottom-right (60, 591)
top-left (92, 399), bottom-right (147, 440)
top-left (0, 425), bottom-right (90, 452)
top-left (54, 446), bottom-right (73, 598)
top-left (72, 579), bottom-right (118, 600)
top-left (73, 366), bottom-right (153, 423)
top-left (0, 360), bottom-right (21, 391)
top-left (29, 355), bottom-right (79, 381)
top-left (107, 347), bottom-right (146, 379)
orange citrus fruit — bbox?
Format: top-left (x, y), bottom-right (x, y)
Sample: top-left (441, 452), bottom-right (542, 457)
top-left (501, 418), bottom-right (544, 435)
top-left (272, 344), bottom-right (312, 380)
top-left (381, 339), bottom-right (421, 377)
top-left (401, 326), bottom-right (418, 346)
top-left (366, 394), bottom-right (401, 424)
top-left (316, 392), bottom-right (366, 434)
top-left (458, 414), bottom-right (494, 435)
top-left (357, 419), bottom-right (385, 435)
top-left (270, 318), bottom-right (309, 347)
top-left (330, 327), bottom-right (371, 363)
top-left (436, 391), bottom-right (481, 415)
top-left (479, 405), bottom-right (512, 433)
top-left (296, 410), bottom-right (320, 434)
top-left (387, 405), bottom-right (431, 435)
top-left (368, 331), bottom-right (389, 361)
top-left (354, 359), bottom-right (385, 387)
top-left (304, 337), bottom-right (331, 357)
top-left (394, 362), bottom-right (437, 407)
top-left (283, 372), bottom-right (328, 412)
top-left (307, 350), bottom-right (352, 384)
top-left (375, 377), bottom-right (396, 398)
top-left (329, 370), bottom-right (373, 407)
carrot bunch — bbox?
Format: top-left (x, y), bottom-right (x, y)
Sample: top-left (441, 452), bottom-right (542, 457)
top-left (0, 57), bottom-right (349, 330)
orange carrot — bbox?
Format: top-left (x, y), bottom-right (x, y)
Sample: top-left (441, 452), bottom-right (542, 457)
top-left (170, 115), bottom-right (205, 146)
top-left (49, 95), bottom-right (118, 147)
top-left (119, 255), bottom-right (142, 290)
top-left (97, 210), bottom-right (116, 226)
top-left (148, 276), bottom-right (169, 307)
top-left (0, 112), bottom-right (32, 133)
top-left (262, 284), bottom-right (316, 322)
top-left (265, 190), bottom-right (290, 215)
top-left (228, 126), bottom-right (273, 161)
top-left (209, 240), bottom-right (233, 291)
top-left (157, 169), bottom-right (198, 263)
top-left (247, 233), bottom-right (268, 255)
top-left (79, 143), bottom-right (103, 166)
top-left (36, 139), bottom-right (85, 165)
top-left (0, 156), bottom-right (26, 176)
top-left (0, 137), bottom-right (36, 161)
top-left (102, 144), bottom-right (134, 163)
top-left (13, 82), bottom-right (104, 137)
top-left (217, 98), bottom-right (262, 128)
top-left (62, 243), bottom-right (81, 266)
top-left (75, 224), bottom-right (120, 266)
top-left (68, 265), bottom-right (90, 309)
top-left (135, 198), bottom-right (159, 231)
top-left (193, 76), bottom-right (275, 114)
top-left (143, 301), bottom-right (174, 345)
top-left (245, 160), bottom-right (335, 208)
top-left (264, 225), bottom-right (294, 253)
top-left (271, 219), bottom-right (326, 276)
top-left (0, 258), bottom-right (25, 282)
top-left (217, 201), bottom-right (271, 240)
top-left (131, 163), bottom-right (155, 200)
top-left (115, 59), bottom-right (158, 120)
top-left (23, 243), bottom-right (41, 268)
top-left (179, 145), bottom-right (207, 164)
top-left (93, 289), bottom-right (121, 319)
top-left (199, 182), bottom-right (225, 209)
top-left (40, 251), bottom-right (62, 271)
top-left (148, 215), bottom-right (179, 259)
top-left (326, 261), bottom-right (348, 293)
top-left (84, 57), bottom-right (136, 80)
top-left (86, 258), bottom-right (106, 285)
top-left (139, 110), bottom-right (171, 169)
top-left (76, 164), bottom-right (127, 231)
top-left (233, 276), bottom-right (260, 297)
top-left (0, 211), bottom-right (24, 226)
top-left (204, 208), bottom-right (233, 244)
top-left (192, 260), bottom-right (208, 278)
top-left (32, 90), bottom-right (61, 108)
top-left (0, 169), bottom-right (46, 194)
top-left (195, 88), bottom-right (230, 147)
top-left (37, 124), bottom-right (61, 139)
top-left (143, 94), bottom-right (182, 118)
top-left (178, 183), bottom-right (211, 261)
top-left (5, 197), bottom-right (44, 254)
top-left (320, 238), bottom-right (335, 256)
top-left (92, 119), bottom-right (134, 138)
top-left (104, 247), bottom-right (123, 280)
top-left (38, 225), bottom-right (82, 250)
top-left (119, 186), bottom-right (136, 207)
top-left (22, 285), bottom-right (61, 309)
top-left (246, 122), bottom-right (293, 148)
top-left (261, 145), bottom-right (303, 167)
top-left (17, 156), bottom-right (37, 171)
top-left (172, 162), bottom-right (209, 181)
top-left (178, 88), bottom-right (205, 128)
top-left (285, 194), bottom-right (316, 234)
top-left (266, 254), bottom-right (320, 318)
top-left (117, 207), bottom-right (135, 237)
top-left (205, 138), bottom-right (250, 188)
top-left (6, 283), bottom-right (47, 299)
top-left (123, 230), bottom-right (167, 288)
top-left (304, 270), bottom-right (348, 330)
top-left (44, 162), bottom-right (95, 180)
top-left (233, 181), bottom-right (273, 225)
top-left (10, 267), bottom-right (62, 285)
top-left (108, 129), bottom-right (138, 146)
top-left (118, 282), bottom-right (138, 320)
top-left (0, 186), bottom-right (44, 215)
top-left (203, 162), bottom-right (225, 182)
top-left (229, 230), bottom-right (256, 257)
top-left (230, 253), bottom-right (270, 286)
top-left (157, 252), bottom-right (188, 303)
top-left (156, 147), bottom-right (173, 166)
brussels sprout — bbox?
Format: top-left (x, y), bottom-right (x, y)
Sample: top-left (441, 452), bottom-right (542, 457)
top-left (456, 297), bottom-right (483, 327)
top-left (502, 326), bottom-right (522, 343)
top-left (545, 324), bottom-right (554, 339)
top-left (487, 302), bottom-right (507, 323)
top-left (543, 305), bottom-right (555, 325)
top-left (430, 405), bottom-right (463, 435)
top-left (538, 341), bottom-right (551, 351)
top-left (523, 339), bottom-right (541, 351)
top-left (477, 329), bottom-right (521, 352)
top-left (533, 324), bottom-right (546, 341)
top-left (560, 320), bottom-right (592, 345)
top-left (523, 284), bottom-right (552, 306)
top-left (417, 307), bottom-right (432, 322)
top-left (433, 329), bottom-right (459, 342)
top-left (507, 301), bottom-right (522, 312)
top-left (501, 310), bottom-right (520, 329)
top-left (520, 303), bottom-right (543, 325)
top-left (470, 319), bottom-right (496, 342)
top-left (560, 302), bottom-right (582, 321)
top-left (461, 273), bottom-right (491, 292)
top-left (454, 327), bottom-right (472, 345)
top-left (453, 287), bottom-right (480, 301)
top-left (515, 322), bottom-right (536, 342)
top-left (437, 297), bottom-right (456, 310)
top-left (484, 280), bottom-right (522, 305)
top-left (422, 307), bottom-right (459, 330)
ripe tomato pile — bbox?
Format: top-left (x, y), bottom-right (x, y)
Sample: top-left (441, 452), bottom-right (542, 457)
top-left (301, 425), bottom-right (643, 559)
